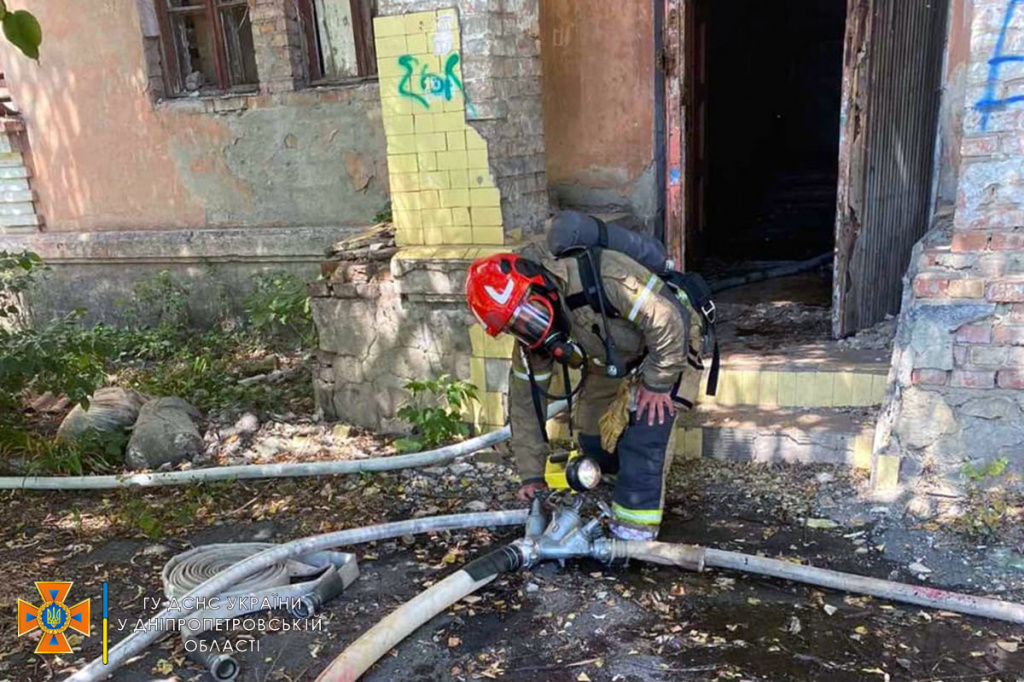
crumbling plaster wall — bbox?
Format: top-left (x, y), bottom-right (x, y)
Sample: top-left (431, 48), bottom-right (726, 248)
top-left (311, 251), bottom-right (514, 431)
top-left (0, 0), bottom-right (389, 232)
top-left (0, 0), bottom-right (390, 322)
top-left (376, 0), bottom-right (548, 243)
top-left (540, 0), bottom-right (659, 231)
top-left (876, 0), bottom-right (1024, 496)
top-left (313, 4), bottom-right (549, 430)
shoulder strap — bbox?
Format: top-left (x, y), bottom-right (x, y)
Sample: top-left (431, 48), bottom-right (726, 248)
top-left (566, 248), bottom-right (620, 318)
top-left (595, 217), bottom-right (610, 248)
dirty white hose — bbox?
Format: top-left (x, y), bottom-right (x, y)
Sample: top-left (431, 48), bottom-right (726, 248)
top-left (616, 542), bottom-right (1024, 623)
top-left (318, 570), bottom-right (495, 682)
top-left (703, 547), bottom-right (1024, 624)
top-left (315, 545), bottom-right (522, 682)
top-left (1, 402), bottom-right (567, 490)
top-left (64, 510), bottom-right (529, 682)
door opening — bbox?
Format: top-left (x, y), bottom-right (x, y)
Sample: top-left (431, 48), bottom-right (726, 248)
top-left (689, 0), bottom-right (847, 349)
top-left (701, 0), bottom-right (846, 263)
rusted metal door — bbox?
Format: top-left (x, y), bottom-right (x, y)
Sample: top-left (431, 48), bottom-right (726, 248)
top-left (833, 0), bottom-right (949, 337)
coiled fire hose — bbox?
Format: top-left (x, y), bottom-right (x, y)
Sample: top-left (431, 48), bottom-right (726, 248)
top-left (64, 510), bottom-right (529, 682)
top-left (161, 544), bottom-right (359, 681)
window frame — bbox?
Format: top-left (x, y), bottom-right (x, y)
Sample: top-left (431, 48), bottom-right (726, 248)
top-left (298, 0), bottom-right (378, 85)
top-left (154, 0), bottom-right (259, 97)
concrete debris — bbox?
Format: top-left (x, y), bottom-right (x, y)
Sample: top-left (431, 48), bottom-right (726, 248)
top-left (837, 316), bottom-right (898, 351)
top-left (326, 223), bottom-right (396, 262)
top-left (56, 387), bottom-right (150, 445)
top-left (125, 398), bottom-right (204, 470)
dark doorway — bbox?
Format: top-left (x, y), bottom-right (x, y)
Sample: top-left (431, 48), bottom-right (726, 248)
top-left (699, 0), bottom-right (847, 264)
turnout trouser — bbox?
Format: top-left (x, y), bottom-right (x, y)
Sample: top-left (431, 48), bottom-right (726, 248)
top-left (576, 373), bottom-right (677, 541)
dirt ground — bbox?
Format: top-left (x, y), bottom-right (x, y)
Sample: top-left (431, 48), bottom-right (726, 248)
top-left (711, 270), bottom-right (897, 357)
top-left (3, 453), bottom-right (1024, 682)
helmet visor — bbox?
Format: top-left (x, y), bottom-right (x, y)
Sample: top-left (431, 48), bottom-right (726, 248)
top-left (506, 295), bottom-right (555, 350)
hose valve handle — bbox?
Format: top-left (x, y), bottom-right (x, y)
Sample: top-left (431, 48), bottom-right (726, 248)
top-left (596, 500), bottom-right (612, 520)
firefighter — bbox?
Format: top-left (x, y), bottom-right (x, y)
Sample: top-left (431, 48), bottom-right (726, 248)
top-left (464, 233), bottom-right (706, 541)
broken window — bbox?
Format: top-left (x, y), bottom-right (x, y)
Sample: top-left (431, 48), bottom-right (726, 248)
top-left (156, 0), bottom-right (258, 95)
top-left (298, 0), bottom-right (378, 82)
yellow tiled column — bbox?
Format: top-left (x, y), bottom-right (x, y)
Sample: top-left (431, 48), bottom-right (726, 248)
top-left (375, 10), bottom-right (505, 248)
top-left (467, 323), bottom-right (515, 430)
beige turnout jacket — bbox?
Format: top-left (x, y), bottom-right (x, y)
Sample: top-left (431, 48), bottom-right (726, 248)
top-left (508, 241), bottom-right (705, 484)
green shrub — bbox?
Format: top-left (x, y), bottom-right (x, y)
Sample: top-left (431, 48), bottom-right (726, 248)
top-left (0, 251), bottom-right (112, 415)
top-left (395, 375), bottom-right (478, 453)
top-left (0, 426), bottom-right (124, 476)
top-left (245, 270), bottom-right (315, 348)
top-left (121, 270), bottom-right (191, 335)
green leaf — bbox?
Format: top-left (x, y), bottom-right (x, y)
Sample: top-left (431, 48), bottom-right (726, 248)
top-left (3, 10), bottom-right (41, 60)
top-left (393, 437), bottom-right (423, 454)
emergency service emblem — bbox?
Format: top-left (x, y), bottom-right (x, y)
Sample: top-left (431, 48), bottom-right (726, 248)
top-left (18, 581), bottom-right (91, 654)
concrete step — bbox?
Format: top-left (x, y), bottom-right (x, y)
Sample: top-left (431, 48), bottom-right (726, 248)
top-left (671, 404), bottom-right (876, 469)
top-left (702, 347), bottom-right (890, 409)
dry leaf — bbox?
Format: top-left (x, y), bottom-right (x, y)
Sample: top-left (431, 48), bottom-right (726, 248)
top-left (577, 674), bottom-right (592, 682)
top-left (823, 604), bottom-right (838, 616)
top-left (153, 659), bottom-right (173, 674)
top-left (448, 636), bottom-right (461, 648)
top-left (854, 626), bottom-right (869, 635)
top-left (747, 597), bottom-right (762, 606)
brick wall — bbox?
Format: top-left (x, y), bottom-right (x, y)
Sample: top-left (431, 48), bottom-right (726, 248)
top-left (876, 0), bottom-right (1024, 496)
top-left (250, 0), bottom-right (308, 94)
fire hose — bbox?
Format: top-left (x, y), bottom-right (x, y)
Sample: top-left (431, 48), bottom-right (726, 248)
top-left (1, 402), bottom-right (567, 490)
top-left (161, 544), bottom-right (360, 681)
top-left (63, 510), bottom-right (530, 682)
top-left (315, 497), bottom-right (1024, 682)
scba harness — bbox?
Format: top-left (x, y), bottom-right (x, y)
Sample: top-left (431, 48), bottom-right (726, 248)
top-left (550, 213), bottom-right (721, 404)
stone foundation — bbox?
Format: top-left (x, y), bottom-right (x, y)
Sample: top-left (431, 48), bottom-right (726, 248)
top-left (874, 0), bottom-right (1024, 494)
top-left (311, 249), bottom-right (514, 432)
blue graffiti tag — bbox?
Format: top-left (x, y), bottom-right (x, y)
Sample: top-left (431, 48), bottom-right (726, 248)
top-left (976, 0), bottom-right (1024, 130)
top-left (397, 53), bottom-right (467, 110)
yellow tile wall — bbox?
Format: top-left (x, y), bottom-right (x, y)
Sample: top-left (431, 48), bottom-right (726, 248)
top-left (375, 10), bottom-right (505, 249)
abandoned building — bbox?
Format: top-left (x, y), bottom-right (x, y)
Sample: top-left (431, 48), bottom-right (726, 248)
top-left (0, 0), bottom-right (1022, 501)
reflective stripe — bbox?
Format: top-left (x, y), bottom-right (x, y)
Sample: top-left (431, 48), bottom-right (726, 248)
top-left (612, 502), bottom-right (663, 525)
top-left (513, 369), bottom-right (552, 382)
top-left (627, 275), bottom-right (660, 322)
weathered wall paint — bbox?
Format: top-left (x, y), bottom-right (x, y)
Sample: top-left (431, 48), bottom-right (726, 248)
top-left (0, 0), bottom-right (388, 232)
top-left (975, 0), bottom-right (1024, 130)
top-left (375, 9), bottom-right (505, 246)
top-left (934, 0), bottom-right (972, 210)
top-left (540, 0), bottom-right (658, 228)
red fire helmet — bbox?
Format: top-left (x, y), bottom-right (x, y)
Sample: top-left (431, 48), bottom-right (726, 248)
top-left (465, 253), bottom-right (549, 338)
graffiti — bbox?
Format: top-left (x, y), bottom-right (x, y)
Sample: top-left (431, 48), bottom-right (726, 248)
top-left (397, 52), bottom-right (467, 110)
top-left (976, 0), bottom-right (1024, 130)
